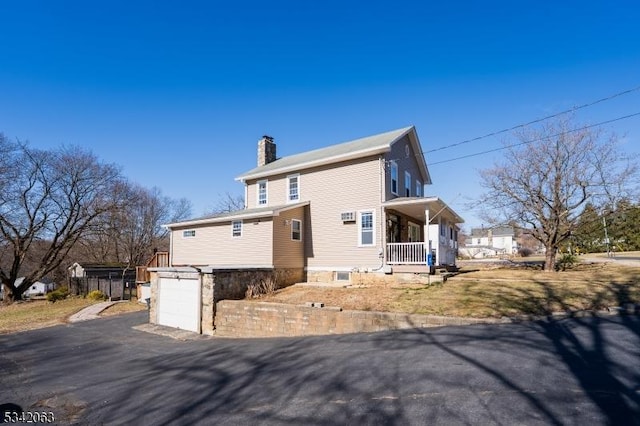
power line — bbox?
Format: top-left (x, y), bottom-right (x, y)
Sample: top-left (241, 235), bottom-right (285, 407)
top-left (425, 85), bottom-right (640, 154)
top-left (430, 112), bottom-right (640, 165)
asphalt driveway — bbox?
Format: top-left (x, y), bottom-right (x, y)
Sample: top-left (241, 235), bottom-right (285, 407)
top-left (1, 311), bottom-right (639, 425)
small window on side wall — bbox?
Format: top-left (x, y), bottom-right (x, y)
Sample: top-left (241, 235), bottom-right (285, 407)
top-left (183, 230), bottom-right (196, 238)
top-left (405, 171), bottom-right (411, 197)
top-left (287, 174), bottom-right (300, 202)
top-left (390, 161), bottom-right (398, 195)
top-left (257, 180), bottom-right (268, 206)
top-left (359, 210), bottom-right (375, 246)
top-left (291, 219), bottom-right (302, 241)
top-left (232, 220), bottom-right (242, 237)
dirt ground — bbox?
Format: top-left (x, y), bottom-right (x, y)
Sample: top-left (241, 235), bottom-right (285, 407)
top-left (258, 262), bottom-right (640, 317)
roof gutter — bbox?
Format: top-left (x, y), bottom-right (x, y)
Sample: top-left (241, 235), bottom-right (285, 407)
top-left (164, 201), bottom-right (310, 229)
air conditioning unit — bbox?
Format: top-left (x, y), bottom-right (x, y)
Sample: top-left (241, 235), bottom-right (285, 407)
top-left (340, 211), bottom-right (356, 222)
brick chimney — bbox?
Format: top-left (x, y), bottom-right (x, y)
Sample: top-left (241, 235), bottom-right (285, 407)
top-left (257, 135), bottom-right (276, 167)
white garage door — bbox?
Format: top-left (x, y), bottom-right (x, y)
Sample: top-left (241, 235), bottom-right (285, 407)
top-left (157, 277), bottom-right (200, 333)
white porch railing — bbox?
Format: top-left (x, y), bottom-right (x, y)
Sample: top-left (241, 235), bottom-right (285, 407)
top-left (386, 242), bottom-right (427, 264)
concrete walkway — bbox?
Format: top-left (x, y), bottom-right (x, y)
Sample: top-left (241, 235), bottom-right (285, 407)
top-left (68, 300), bottom-right (126, 323)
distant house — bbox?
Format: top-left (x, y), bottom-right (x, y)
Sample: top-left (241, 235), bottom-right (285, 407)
top-left (16, 277), bottom-right (56, 297)
top-left (461, 226), bottom-right (518, 258)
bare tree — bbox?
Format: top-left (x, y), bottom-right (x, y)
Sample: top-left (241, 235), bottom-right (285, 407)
top-left (479, 117), bottom-right (637, 271)
top-left (78, 185), bottom-right (191, 267)
top-left (208, 192), bottom-right (245, 214)
top-left (0, 140), bottom-right (125, 303)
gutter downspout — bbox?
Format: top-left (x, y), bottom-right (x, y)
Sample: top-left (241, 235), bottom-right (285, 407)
top-left (168, 226), bottom-right (174, 267)
top-left (374, 156), bottom-right (386, 272)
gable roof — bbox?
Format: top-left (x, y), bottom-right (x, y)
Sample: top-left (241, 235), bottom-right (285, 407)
top-left (236, 126), bottom-right (431, 183)
top-left (470, 226), bottom-right (515, 237)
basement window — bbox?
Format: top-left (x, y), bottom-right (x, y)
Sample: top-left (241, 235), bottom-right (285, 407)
top-left (335, 271), bottom-right (350, 281)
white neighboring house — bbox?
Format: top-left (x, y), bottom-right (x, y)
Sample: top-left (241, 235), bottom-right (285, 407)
top-left (16, 277), bottom-right (56, 297)
top-left (461, 226), bottom-right (518, 258)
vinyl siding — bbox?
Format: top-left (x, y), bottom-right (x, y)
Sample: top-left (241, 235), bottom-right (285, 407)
top-left (171, 219), bottom-right (273, 266)
top-left (384, 135), bottom-right (425, 201)
top-left (246, 175), bottom-right (288, 208)
top-left (303, 156), bottom-right (383, 269)
top-left (272, 205), bottom-right (306, 268)
top-left (246, 156), bottom-right (383, 269)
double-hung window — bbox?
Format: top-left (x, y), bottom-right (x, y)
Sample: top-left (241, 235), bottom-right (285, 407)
top-left (257, 180), bottom-right (268, 206)
top-left (359, 210), bottom-right (375, 246)
top-left (416, 180), bottom-right (422, 197)
top-left (232, 220), bottom-right (242, 237)
top-left (405, 171), bottom-right (411, 197)
top-left (390, 161), bottom-right (398, 195)
top-left (287, 174), bottom-right (300, 202)
top-left (291, 219), bottom-right (302, 241)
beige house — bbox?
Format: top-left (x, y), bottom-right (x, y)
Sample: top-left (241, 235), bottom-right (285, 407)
top-left (165, 126), bottom-right (463, 284)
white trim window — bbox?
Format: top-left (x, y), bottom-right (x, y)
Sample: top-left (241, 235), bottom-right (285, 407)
top-left (405, 171), bottom-right (411, 197)
top-left (183, 230), bottom-right (196, 238)
top-left (408, 222), bottom-right (421, 242)
top-left (291, 219), bottom-right (302, 241)
top-left (257, 180), bottom-right (268, 206)
top-left (390, 161), bottom-right (398, 195)
top-left (232, 220), bottom-right (242, 237)
top-left (287, 174), bottom-right (300, 202)
top-left (358, 210), bottom-right (375, 246)
top-left (416, 180), bottom-right (422, 197)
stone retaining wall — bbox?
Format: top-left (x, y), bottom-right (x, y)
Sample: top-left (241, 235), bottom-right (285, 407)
top-left (214, 300), bottom-right (502, 338)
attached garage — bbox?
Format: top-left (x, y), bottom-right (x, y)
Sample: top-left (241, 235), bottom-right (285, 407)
top-left (149, 267), bottom-right (302, 335)
top-left (156, 276), bottom-right (201, 333)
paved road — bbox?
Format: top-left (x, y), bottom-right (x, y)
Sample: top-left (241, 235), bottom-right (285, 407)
top-left (1, 312), bottom-right (639, 425)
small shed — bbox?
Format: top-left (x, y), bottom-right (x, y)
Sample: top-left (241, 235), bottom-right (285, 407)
top-left (67, 262), bottom-right (136, 299)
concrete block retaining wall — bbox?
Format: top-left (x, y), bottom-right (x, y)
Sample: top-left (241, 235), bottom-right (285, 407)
top-left (214, 300), bottom-right (502, 338)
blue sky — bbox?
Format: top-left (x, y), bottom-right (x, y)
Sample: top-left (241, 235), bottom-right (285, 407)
top-left (1, 1), bottom-right (639, 229)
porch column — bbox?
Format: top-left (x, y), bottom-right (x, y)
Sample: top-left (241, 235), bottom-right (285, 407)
top-left (424, 209), bottom-right (430, 254)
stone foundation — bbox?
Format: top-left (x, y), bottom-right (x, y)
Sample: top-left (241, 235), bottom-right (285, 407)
top-left (306, 270), bottom-right (444, 286)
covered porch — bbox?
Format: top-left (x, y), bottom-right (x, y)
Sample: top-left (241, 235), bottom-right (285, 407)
top-left (383, 197), bottom-right (464, 270)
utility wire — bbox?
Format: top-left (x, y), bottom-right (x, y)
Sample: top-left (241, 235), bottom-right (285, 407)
top-left (430, 112), bottom-right (640, 165)
top-left (425, 85), bottom-right (640, 154)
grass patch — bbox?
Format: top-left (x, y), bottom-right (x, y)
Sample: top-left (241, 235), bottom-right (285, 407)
top-left (0, 298), bottom-right (99, 334)
top-left (100, 300), bottom-right (147, 317)
top-left (260, 263), bottom-right (640, 317)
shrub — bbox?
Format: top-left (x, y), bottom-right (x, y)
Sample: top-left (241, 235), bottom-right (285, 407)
top-left (46, 286), bottom-right (69, 303)
top-left (245, 273), bottom-right (280, 299)
top-left (556, 253), bottom-right (578, 271)
top-left (518, 247), bottom-right (533, 257)
top-left (87, 290), bottom-right (107, 301)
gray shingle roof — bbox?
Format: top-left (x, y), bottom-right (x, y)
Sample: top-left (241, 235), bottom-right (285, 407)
top-left (470, 226), bottom-right (514, 237)
top-left (236, 126), bottom-right (414, 180)
top-left (165, 201), bottom-right (309, 228)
